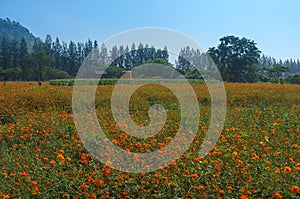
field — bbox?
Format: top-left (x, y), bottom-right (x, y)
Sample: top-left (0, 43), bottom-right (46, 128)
top-left (0, 82), bottom-right (300, 198)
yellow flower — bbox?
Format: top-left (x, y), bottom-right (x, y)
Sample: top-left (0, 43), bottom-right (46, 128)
top-left (232, 151), bottom-right (238, 157)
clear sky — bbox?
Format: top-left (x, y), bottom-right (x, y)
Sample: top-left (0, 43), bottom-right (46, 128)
top-left (1, 0), bottom-right (299, 60)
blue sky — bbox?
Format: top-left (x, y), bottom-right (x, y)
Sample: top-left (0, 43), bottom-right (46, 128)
top-left (1, 0), bottom-right (299, 60)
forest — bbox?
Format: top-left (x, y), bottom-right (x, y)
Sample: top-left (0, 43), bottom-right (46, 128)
top-left (0, 18), bottom-right (300, 83)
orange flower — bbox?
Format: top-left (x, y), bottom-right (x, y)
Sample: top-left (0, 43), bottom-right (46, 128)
top-left (20, 171), bottom-right (29, 177)
top-left (81, 153), bottom-right (87, 164)
top-left (184, 169), bottom-right (190, 176)
top-left (31, 181), bottom-right (38, 188)
top-left (240, 195), bottom-right (249, 199)
top-left (50, 160), bottom-right (56, 165)
top-left (95, 178), bottom-right (104, 187)
top-left (191, 173), bottom-right (199, 179)
top-left (284, 166), bottom-right (292, 174)
top-left (57, 154), bottom-right (64, 161)
top-left (237, 160), bottom-right (243, 166)
top-left (226, 186), bottom-right (233, 191)
top-left (274, 169), bottom-right (281, 174)
top-left (232, 151), bottom-right (238, 157)
top-left (252, 153), bottom-right (260, 160)
top-left (101, 167), bottom-right (111, 176)
top-left (290, 186), bottom-right (300, 194)
top-left (273, 192), bottom-right (283, 199)
top-left (3, 194), bottom-right (10, 199)
top-left (13, 182), bottom-right (20, 187)
top-left (196, 185), bottom-right (205, 190)
top-left (163, 177), bottom-right (169, 185)
top-left (194, 157), bottom-right (201, 163)
top-left (78, 183), bottom-right (87, 190)
top-left (87, 176), bottom-right (94, 184)
top-left (219, 190), bottom-right (225, 194)
top-left (215, 166), bottom-right (221, 172)
top-left (296, 163), bottom-right (300, 171)
top-left (89, 193), bottom-right (96, 199)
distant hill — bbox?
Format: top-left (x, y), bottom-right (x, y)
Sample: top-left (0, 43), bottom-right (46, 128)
top-left (0, 17), bottom-right (36, 50)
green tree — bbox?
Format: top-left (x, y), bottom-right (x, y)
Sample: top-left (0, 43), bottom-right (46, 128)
top-left (52, 37), bottom-right (62, 69)
top-left (139, 58), bottom-right (175, 78)
top-left (0, 67), bottom-right (22, 81)
top-left (0, 36), bottom-right (11, 69)
top-left (265, 64), bottom-right (289, 83)
top-left (29, 51), bottom-right (53, 82)
top-left (208, 35), bottom-right (261, 82)
top-left (19, 37), bottom-right (28, 72)
top-left (44, 68), bottom-right (71, 80)
top-left (10, 38), bottom-right (19, 68)
top-left (176, 46), bottom-right (194, 74)
top-left (144, 57), bottom-right (171, 66)
top-left (32, 38), bottom-right (44, 52)
top-left (99, 43), bottom-right (108, 65)
top-left (44, 34), bottom-right (52, 55)
top-left (67, 41), bottom-right (78, 76)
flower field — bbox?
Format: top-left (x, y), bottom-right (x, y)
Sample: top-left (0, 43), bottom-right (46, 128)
top-left (0, 82), bottom-right (299, 198)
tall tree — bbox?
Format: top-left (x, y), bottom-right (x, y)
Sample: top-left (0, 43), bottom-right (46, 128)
top-left (265, 64), bottom-right (290, 80)
top-left (29, 51), bottom-right (53, 82)
top-left (84, 39), bottom-right (93, 57)
top-left (19, 37), bottom-right (28, 68)
top-left (32, 38), bottom-right (44, 52)
top-left (11, 38), bottom-right (19, 68)
top-left (0, 36), bottom-right (11, 69)
top-left (44, 34), bottom-right (52, 55)
top-left (99, 43), bottom-right (108, 64)
top-left (208, 35), bottom-right (261, 82)
top-left (176, 46), bottom-right (194, 73)
top-left (109, 46), bottom-right (119, 64)
top-left (77, 42), bottom-right (85, 65)
top-left (52, 37), bottom-right (62, 69)
top-left (61, 42), bottom-right (68, 72)
top-left (19, 37), bottom-right (28, 80)
top-left (67, 41), bottom-right (78, 76)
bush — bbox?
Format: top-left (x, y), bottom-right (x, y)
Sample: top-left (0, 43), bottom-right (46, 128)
top-left (49, 78), bottom-right (206, 86)
top-left (44, 68), bottom-right (71, 80)
top-left (0, 67), bottom-right (22, 81)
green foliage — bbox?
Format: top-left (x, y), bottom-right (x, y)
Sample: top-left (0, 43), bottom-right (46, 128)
top-left (0, 67), bottom-right (22, 80)
top-left (49, 78), bottom-right (206, 86)
top-left (25, 51), bottom-right (53, 81)
top-left (143, 58), bottom-right (171, 66)
top-left (208, 35), bottom-right (261, 82)
top-left (105, 66), bottom-right (124, 78)
top-left (284, 74), bottom-right (300, 84)
top-left (264, 64), bottom-right (289, 79)
top-left (1, 18), bottom-right (298, 83)
top-left (44, 68), bottom-right (71, 80)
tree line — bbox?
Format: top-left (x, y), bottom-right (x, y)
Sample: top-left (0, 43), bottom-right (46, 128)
top-left (0, 34), bottom-right (299, 83)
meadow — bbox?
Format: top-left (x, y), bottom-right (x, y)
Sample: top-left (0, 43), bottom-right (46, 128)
top-left (0, 82), bottom-right (299, 198)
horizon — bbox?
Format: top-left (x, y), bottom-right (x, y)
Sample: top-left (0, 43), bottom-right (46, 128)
top-left (1, 0), bottom-right (299, 60)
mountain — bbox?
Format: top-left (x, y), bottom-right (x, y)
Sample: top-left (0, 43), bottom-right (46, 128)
top-left (0, 17), bottom-right (36, 50)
